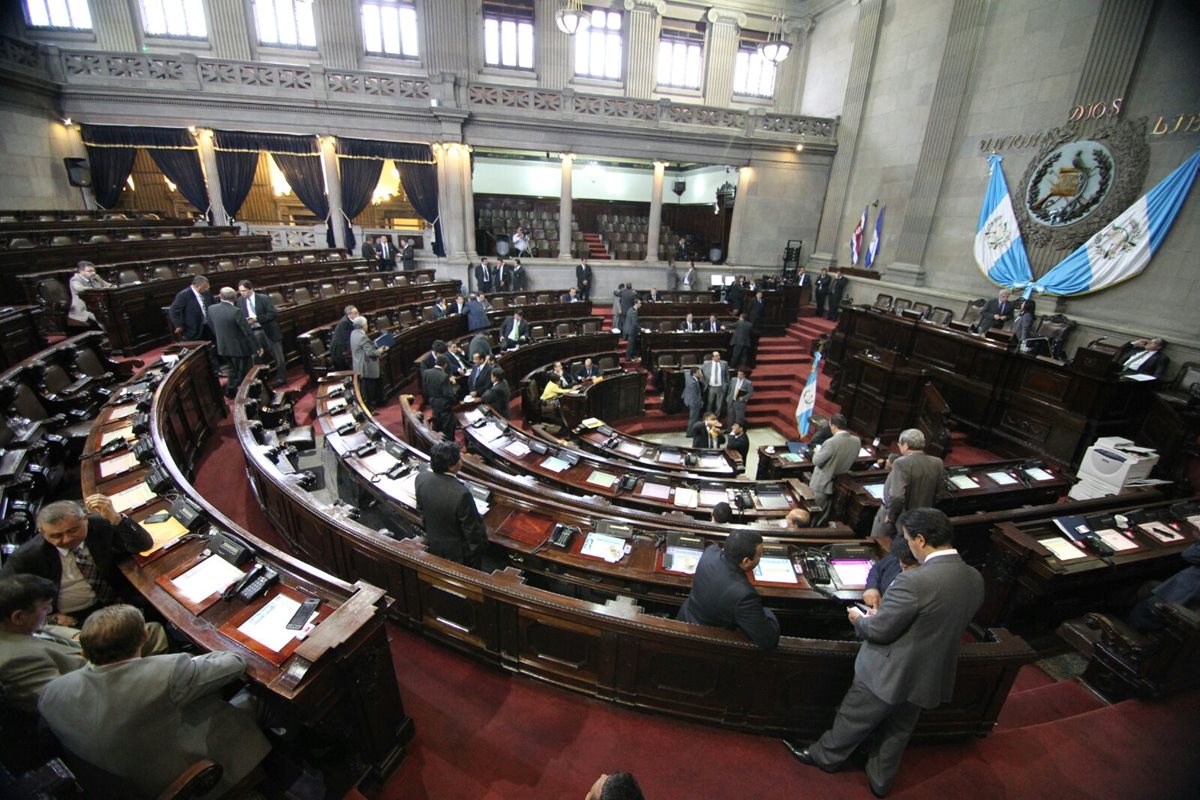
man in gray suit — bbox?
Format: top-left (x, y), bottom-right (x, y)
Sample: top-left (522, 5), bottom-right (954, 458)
top-left (0, 574), bottom-right (86, 712)
top-left (39, 605), bottom-right (271, 799)
top-left (786, 508), bottom-right (984, 796)
top-left (870, 429), bottom-right (945, 541)
top-left (701, 351), bottom-right (728, 416)
top-left (208, 286), bottom-right (261, 399)
top-left (351, 316), bottom-right (387, 410)
top-left (809, 414), bottom-right (862, 516)
top-left (725, 368), bottom-right (753, 428)
top-left (681, 366), bottom-right (705, 436)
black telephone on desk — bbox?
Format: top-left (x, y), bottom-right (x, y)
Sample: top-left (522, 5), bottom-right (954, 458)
top-left (146, 463), bottom-right (173, 493)
top-left (549, 523), bottom-right (577, 548)
top-left (734, 490), bottom-right (753, 510)
top-left (227, 563), bottom-right (280, 603)
top-left (617, 475), bottom-right (638, 493)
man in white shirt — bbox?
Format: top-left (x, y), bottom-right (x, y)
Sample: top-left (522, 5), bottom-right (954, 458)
top-left (1117, 337), bottom-right (1168, 379)
top-left (702, 351), bottom-right (728, 416)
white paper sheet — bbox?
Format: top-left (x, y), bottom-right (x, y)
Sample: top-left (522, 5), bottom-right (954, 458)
top-left (327, 412), bottom-right (354, 431)
top-left (1041, 537), bottom-right (1088, 561)
top-left (463, 408), bottom-right (484, 424)
top-left (540, 455), bottom-right (570, 472)
top-left (950, 475), bottom-right (979, 490)
top-left (754, 556), bottom-right (799, 584)
top-left (110, 482), bottom-right (155, 513)
top-left (477, 423), bottom-right (507, 443)
top-left (98, 451), bottom-right (140, 479)
top-left (1095, 528), bottom-right (1139, 552)
top-left (238, 594), bottom-right (316, 652)
top-left (100, 426), bottom-right (135, 446)
top-left (987, 471), bottom-right (1019, 486)
top-left (859, 447), bottom-right (872, 458)
top-left (640, 483), bottom-right (671, 499)
top-left (662, 546), bottom-right (702, 574)
top-left (757, 493), bottom-right (790, 510)
top-left (673, 487), bottom-right (699, 508)
top-left (1025, 467), bottom-right (1055, 481)
top-left (865, 484), bottom-right (886, 500)
top-left (830, 559), bottom-right (873, 587)
top-left (171, 556), bottom-right (244, 604)
top-left (699, 489), bottom-right (727, 507)
top-left (504, 440), bottom-right (531, 457)
top-left (1139, 521), bottom-right (1184, 542)
top-left (585, 470), bottom-right (617, 488)
top-left (108, 404), bottom-right (137, 420)
top-left (580, 533), bottom-right (626, 562)
top-left (617, 442), bottom-right (645, 457)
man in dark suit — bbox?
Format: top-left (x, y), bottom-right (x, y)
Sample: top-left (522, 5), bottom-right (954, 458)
top-left (730, 313), bottom-right (754, 369)
top-left (615, 284), bottom-right (637, 331)
top-left (431, 297), bottom-right (448, 319)
top-left (475, 259), bottom-right (493, 293)
top-left (726, 276), bottom-right (745, 314)
top-left (401, 238), bottom-right (415, 271)
top-left (726, 422), bottom-right (750, 463)
top-left (468, 332), bottom-right (492, 361)
top-left (691, 417), bottom-right (726, 449)
top-left (976, 288), bottom-right (1013, 334)
top-left (796, 266), bottom-right (810, 291)
top-left (681, 366), bottom-right (705, 436)
top-left (1, 496), bottom-right (152, 627)
top-left (499, 311), bottom-right (530, 350)
top-left (677, 529), bottom-right (779, 650)
top-left (622, 298), bottom-right (641, 361)
top-left (422, 355), bottom-right (458, 437)
top-left (701, 351), bottom-right (728, 416)
top-left (645, 288), bottom-right (662, 303)
top-left (575, 357), bottom-right (601, 381)
top-left (464, 293), bottom-right (490, 332)
top-left (236, 280), bottom-right (286, 388)
top-left (787, 508), bottom-right (984, 796)
top-left (1115, 337), bottom-right (1168, 379)
top-left (680, 313), bottom-right (698, 332)
top-left (208, 287), bottom-right (261, 398)
top-left (725, 368), bottom-right (753, 428)
top-left (827, 268), bottom-right (849, 321)
top-left (814, 268), bottom-right (831, 317)
top-left (39, 605), bottom-right (272, 800)
top-left (746, 291), bottom-right (765, 326)
top-left (563, 288), bottom-right (582, 303)
top-left (1127, 542), bottom-right (1200, 631)
top-left (168, 275), bottom-right (212, 341)
top-left (447, 294), bottom-right (466, 315)
top-left (576, 258), bottom-right (592, 302)
top-left (376, 234), bottom-right (396, 271)
top-left (706, 314), bottom-right (724, 333)
top-left (360, 234), bottom-right (376, 263)
top-left (479, 367), bottom-right (512, 418)
top-left (510, 260), bottom-right (526, 292)
top-left (870, 429), bottom-right (945, 541)
top-left (330, 305), bottom-right (359, 371)
top-left (414, 442), bottom-right (486, 569)
top-left (466, 352), bottom-right (493, 396)
top-left (493, 260), bottom-right (510, 293)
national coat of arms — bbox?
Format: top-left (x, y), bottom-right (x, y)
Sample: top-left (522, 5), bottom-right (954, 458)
top-left (1025, 141), bottom-right (1114, 227)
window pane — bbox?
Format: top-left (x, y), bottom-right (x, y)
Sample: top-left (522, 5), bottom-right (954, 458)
top-left (657, 40), bottom-right (671, 81)
top-left (484, 18), bottom-right (499, 64)
top-left (685, 45), bottom-right (701, 88)
top-left (47, 0), bottom-right (70, 27)
top-left (296, 1), bottom-right (315, 45)
top-left (606, 10), bottom-right (620, 30)
top-left (362, 5), bottom-right (381, 51)
top-left (517, 22), bottom-right (533, 68)
top-left (604, 32), bottom-right (621, 79)
top-left (500, 20), bottom-right (516, 66)
top-left (183, 0), bottom-right (207, 36)
top-left (143, 0), bottom-right (166, 34)
top-left (382, 7), bottom-right (401, 54)
top-left (575, 30), bottom-right (590, 74)
top-left (398, 7), bottom-right (418, 56)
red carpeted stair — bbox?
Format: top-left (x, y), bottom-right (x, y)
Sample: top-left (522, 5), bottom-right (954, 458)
top-left (581, 232), bottom-right (611, 260)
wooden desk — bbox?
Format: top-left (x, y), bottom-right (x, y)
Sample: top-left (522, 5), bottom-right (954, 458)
top-left (0, 306), bottom-right (46, 371)
top-left (574, 422), bottom-right (741, 477)
top-left (755, 441), bottom-right (881, 481)
top-left (979, 499), bottom-right (1199, 633)
top-left (78, 347), bottom-right (413, 788)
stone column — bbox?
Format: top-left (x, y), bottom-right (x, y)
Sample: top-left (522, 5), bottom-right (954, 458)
top-left (207, 0), bottom-right (253, 61)
top-left (425, 0), bottom-right (473, 78)
top-left (645, 161), bottom-right (666, 262)
top-left (319, 136), bottom-right (346, 250)
top-left (460, 150), bottom-right (477, 258)
top-left (726, 166), bottom-right (752, 264)
top-left (808, 0), bottom-right (882, 270)
top-left (435, 143), bottom-right (471, 261)
top-left (558, 154), bottom-right (574, 260)
top-left (314, 0), bottom-right (361, 71)
top-left (887, 0), bottom-right (987, 286)
top-left (703, 9), bottom-right (745, 109)
top-left (535, 0), bottom-right (573, 90)
top-left (624, 0), bottom-right (664, 99)
top-left (90, 0), bottom-right (139, 51)
top-left (193, 129), bottom-right (228, 226)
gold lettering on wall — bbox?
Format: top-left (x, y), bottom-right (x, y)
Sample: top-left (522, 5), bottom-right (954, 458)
top-left (1068, 98), bottom-right (1123, 122)
top-left (1151, 114), bottom-right (1200, 136)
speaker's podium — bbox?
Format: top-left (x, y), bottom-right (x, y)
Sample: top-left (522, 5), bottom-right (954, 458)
top-left (1071, 342), bottom-right (1124, 380)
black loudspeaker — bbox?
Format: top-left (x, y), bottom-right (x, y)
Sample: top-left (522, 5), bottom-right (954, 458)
top-left (64, 157), bottom-right (92, 187)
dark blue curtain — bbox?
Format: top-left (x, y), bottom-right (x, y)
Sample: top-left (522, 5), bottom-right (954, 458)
top-left (79, 124), bottom-right (137, 209)
top-left (272, 153), bottom-right (334, 247)
top-left (212, 132), bottom-right (330, 242)
top-left (337, 139), bottom-right (442, 257)
top-left (337, 158), bottom-right (383, 251)
top-left (80, 125), bottom-right (209, 215)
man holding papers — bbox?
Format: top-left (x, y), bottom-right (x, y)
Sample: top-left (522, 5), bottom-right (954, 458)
top-left (677, 530), bottom-right (780, 650)
top-left (787, 508), bottom-right (983, 797)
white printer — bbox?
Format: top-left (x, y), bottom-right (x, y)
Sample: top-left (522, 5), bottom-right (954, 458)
top-left (1068, 436), bottom-right (1159, 500)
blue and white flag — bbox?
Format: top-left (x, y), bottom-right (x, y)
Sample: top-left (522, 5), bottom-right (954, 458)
top-left (796, 352), bottom-right (821, 438)
top-left (974, 154), bottom-right (1034, 288)
top-left (865, 205), bottom-right (885, 268)
top-left (1029, 150), bottom-right (1200, 297)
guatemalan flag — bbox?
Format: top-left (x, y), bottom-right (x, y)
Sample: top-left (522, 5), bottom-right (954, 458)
top-left (796, 352), bottom-right (822, 438)
top-left (865, 205), bottom-right (885, 268)
top-left (1030, 150), bottom-right (1200, 297)
top-left (974, 154), bottom-right (1034, 288)
top-left (849, 207), bottom-right (867, 265)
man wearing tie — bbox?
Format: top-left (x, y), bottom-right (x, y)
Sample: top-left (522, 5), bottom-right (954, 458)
top-left (401, 238), bottom-right (415, 271)
top-left (622, 298), bottom-right (642, 361)
top-left (208, 287), bottom-right (262, 398)
top-left (168, 275), bottom-right (213, 341)
top-left (376, 235), bottom-right (396, 271)
top-left (576, 258), bottom-right (593, 302)
top-left (680, 313), bottom-right (697, 332)
top-left (1116, 337), bottom-right (1168, 379)
top-left (475, 258), bottom-right (493, 293)
top-left (976, 289), bottom-right (1013, 334)
top-left (466, 352), bottom-right (492, 396)
top-left (682, 366), bottom-right (705, 437)
top-left (360, 234), bottom-right (376, 263)
top-left (499, 310), bottom-right (530, 350)
top-left (726, 422), bottom-right (750, 464)
top-left (493, 260), bottom-right (509, 293)
top-left (726, 368), bottom-right (753, 428)
top-left (575, 357), bottom-right (601, 382)
top-left (702, 351), bottom-right (728, 416)
top-left (707, 314), bottom-right (723, 333)
top-left (692, 417), bottom-right (726, 449)
top-left (236, 280), bottom-right (286, 388)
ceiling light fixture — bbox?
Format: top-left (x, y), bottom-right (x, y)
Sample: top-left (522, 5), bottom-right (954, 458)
top-left (555, 0), bottom-right (591, 36)
top-left (758, 14), bottom-right (792, 64)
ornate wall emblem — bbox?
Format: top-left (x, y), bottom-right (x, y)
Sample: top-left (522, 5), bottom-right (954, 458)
top-left (1014, 118), bottom-right (1150, 252)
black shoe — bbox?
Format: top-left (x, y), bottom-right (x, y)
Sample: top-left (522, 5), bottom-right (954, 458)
top-left (867, 777), bottom-right (889, 798)
top-left (782, 740), bottom-right (838, 774)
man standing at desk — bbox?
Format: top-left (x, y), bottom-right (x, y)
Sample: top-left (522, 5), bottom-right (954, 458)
top-left (786, 508), bottom-right (984, 797)
top-left (576, 257), bottom-right (592, 302)
top-left (415, 442), bottom-right (487, 569)
top-left (809, 414), bottom-right (861, 516)
top-left (870, 429), bottom-right (944, 541)
top-left (622, 299), bottom-right (642, 362)
top-left (827, 268), bottom-right (849, 322)
top-left (701, 351), bottom-right (728, 416)
top-left (726, 368), bottom-right (753, 428)
top-left (682, 366), bottom-right (705, 437)
top-left (678, 530), bottom-right (780, 650)
top-left (236, 280), bottom-right (286, 388)
top-left (976, 288), bottom-right (1013, 334)
top-left (814, 268), bottom-right (831, 317)
top-left (730, 313), bottom-right (754, 369)
top-left (209, 287), bottom-right (261, 398)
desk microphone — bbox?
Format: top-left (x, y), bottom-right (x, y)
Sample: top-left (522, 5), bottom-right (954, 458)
top-left (1086, 336), bottom-right (1110, 348)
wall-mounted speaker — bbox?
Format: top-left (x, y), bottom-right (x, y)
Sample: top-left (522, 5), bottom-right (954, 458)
top-left (64, 157), bottom-right (92, 187)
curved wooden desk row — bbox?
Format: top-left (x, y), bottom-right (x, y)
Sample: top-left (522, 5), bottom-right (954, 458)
top-left (0, 208), bottom-right (165, 225)
top-left (755, 441), bottom-right (883, 481)
top-left (235, 367), bottom-right (1032, 739)
top-left (3, 223), bottom-right (234, 251)
top-left (570, 422), bottom-right (741, 477)
top-left (0, 232), bottom-right (270, 296)
top-left (77, 346), bottom-right (413, 787)
top-left (456, 402), bottom-right (796, 522)
top-left (0, 306), bottom-right (47, 372)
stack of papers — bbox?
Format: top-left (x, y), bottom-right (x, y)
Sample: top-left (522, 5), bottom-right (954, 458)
top-left (754, 556), bottom-right (799, 584)
top-left (699, 489), bottom-right (727, 507)
top-left (99, 451), bottom-right (140, 479)
top-left (618, 442), bottom-right (645, 457)
top-left (865, 484), bottom-right (886, 500)
top-left (580, 417), bottom-right (605, 429)
top-left (1095, 528), bottom-right (1139, 552)
top-left (540, 455), bottom-right (570, 472)
top-left (640, 483), bottom-right (671, 500)
top-left (949, 474), bottom-right (980, 490)
top-left (673, 487), bottom-right (699, 508)
top-left (1025, 467), bottom-right (1055, 481)
top-left (238, 594), bottom-right (318, 651)
top-left (463, 408), bottom-right (484, 424)
top-left (476, 423), bottom-right (507, 443)
top-left (580, 532), bottom-right (626, 562)
top-left (100, 426), bottom-right (135, 446)
top-left (1139, 521), bottom-right (1184, 542)
top-left (504, 440), bottom-right (531, 457)
top-left (111, 482), bottom-right (155, 513)
top-left (1040, 537), bottom-right (1088, 561)
top-left (108, 404), bottom-right (137, 420)
top-left (987, 471), bottom-right (1019, 486)
top-left (138, 515), bottom-right (189, 556)
top-left (778, 452), bottom-right (803, 463)
top-left (585, 470), bottom-right (617, 488)
top-left (171, 556), bottom-right (244, 603)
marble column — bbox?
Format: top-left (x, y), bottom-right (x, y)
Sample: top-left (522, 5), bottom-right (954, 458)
top-left (808, 0), bottom-right (882, 270)
top-left (460, 150), bottom-right (477, 258)
top-left (535, 0), bottom-right (573, 89)
top-left (320, 137), bottom-right (346, 250)
top-left (314, 0), bottom-right (361, 71)
top-left (207, 0), bottom-right (253, 61)
top-left (703, 9), bottom-right (745, 109)
top-left (645, 161), bottom-right (666, 262)
top-left (726, 166), bottom-right (752, 264)
top-left (90, 0), bottom-right (139, 51)
top-left (436, 143), bottom-right (471, 261)
top-left (623, 0), bottom-right (664, 99)
top-left (558, 154), bottom-right (574, 260)
top-left (193, 129), bottom-right (228, 226)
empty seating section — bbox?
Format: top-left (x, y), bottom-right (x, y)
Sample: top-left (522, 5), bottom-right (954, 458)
top-left (475, 202), bottom-right (676, 260)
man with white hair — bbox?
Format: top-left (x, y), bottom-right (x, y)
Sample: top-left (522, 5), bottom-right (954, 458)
top-left (208, 286), bottom-right (262, 398)
top-left (870, 429), bottom-right (945, 541)
top-left (67, 261), bottom-right (112, 328)
top-left (351, 315), bottom-right (387, 410)
top-left (976, 288), bottom-right (1014, 334)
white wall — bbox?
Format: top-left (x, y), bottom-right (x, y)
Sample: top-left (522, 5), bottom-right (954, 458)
top-left (800, 1), bottom-right (857, 118)
top-left (0, 104), bottom-right (85, 211)
top-left (472, 159), bottom-right (742, 205)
